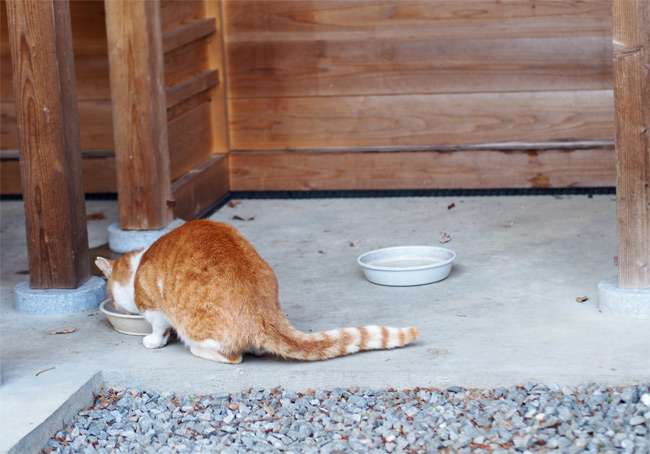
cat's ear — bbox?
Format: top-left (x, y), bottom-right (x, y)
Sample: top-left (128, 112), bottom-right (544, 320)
top-left (95, 257), bottom-right (114, 278)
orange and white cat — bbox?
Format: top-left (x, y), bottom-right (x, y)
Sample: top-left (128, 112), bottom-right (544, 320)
top-left (96, 220), bottom-right (418, 364)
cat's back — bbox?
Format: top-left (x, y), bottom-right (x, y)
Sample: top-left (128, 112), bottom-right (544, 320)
top-left (141, 220), bottom-right (269, 275)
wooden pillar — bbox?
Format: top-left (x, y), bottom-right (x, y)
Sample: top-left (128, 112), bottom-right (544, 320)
top-left (104, 0), bottom-right (174, 230)
top-left (6, 0), bottom-right (90, 289)
top-left (612, 0), bottom-right (650, 289)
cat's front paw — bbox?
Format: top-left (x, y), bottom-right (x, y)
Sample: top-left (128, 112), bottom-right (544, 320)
top-left (143, 334), bottom-right (165, 349)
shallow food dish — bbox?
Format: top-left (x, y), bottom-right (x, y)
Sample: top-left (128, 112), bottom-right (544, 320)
top-left (357, 246), bottom-right (456, 286)
top-left (100, 299), bottom-right (152, 336)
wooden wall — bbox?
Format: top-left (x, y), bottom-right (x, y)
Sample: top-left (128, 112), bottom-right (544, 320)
top-left (1, 0), bottom-right (115, 194)
top-left (225, 0), bottom-right (616, 190)
top-left (1, 0), bottom-right (616, 196)
top-left (1, 0), bottom-right (228, 212)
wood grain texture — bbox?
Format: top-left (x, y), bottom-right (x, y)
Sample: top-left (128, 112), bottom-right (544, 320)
top-left (166, 69), bottom-right (219, 109)
top-left (225, 0), bottom-right (612, 98)
top-left (228, 36), bottom-right (612, 98)
top-left (204, 0), bottom-right (230, 154)
top-left (168, 101), bottom-right (214, 180)
top-left (2, 0), bottom-right (109, 101)
top-left (225, 0), bottom-right (614, 154)
top-left (105, 0), bottom-right (173, 230)
top-left (164, 36), bottom-right (210, 89)
top-left (163, 17), bottom-right (216, 53)
top-left (171, 153), bottom-right (229, 220)
top-left (230, 90), bottom-right (614, 150)
top-left (6, 0), bottom-right (90, 288)
top-left (2, 100), bottom-right (114, 151)
top-left (1, 152), bottom-right (117, 194)
top-left (612, 0), bottom-right (650, 288)
top-left (229, 146), bottom-right (616, 192)
top-left (160, 0), bottom-right (204, 36)
top-left (225, 1), bottom-right (611, 40)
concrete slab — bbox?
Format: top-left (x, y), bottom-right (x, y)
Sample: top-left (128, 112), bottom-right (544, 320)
top-left (1, 195), bottom-right (649, 453)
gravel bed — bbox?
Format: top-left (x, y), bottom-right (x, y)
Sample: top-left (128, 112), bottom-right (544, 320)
top-left (43, 382), bottom-right (649, 453)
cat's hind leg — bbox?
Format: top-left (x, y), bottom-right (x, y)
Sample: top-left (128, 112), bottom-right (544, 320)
top-left (142, 310), bottom-right (173, 349)
top-left (187, 339), bottom-right (242, 364)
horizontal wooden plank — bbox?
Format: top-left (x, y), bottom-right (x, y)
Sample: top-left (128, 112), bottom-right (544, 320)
top-left (171, 154), bottom-right (229, 220)
top-left (229, 90), bottom-right (615, 150)
top-left (224, 0), bottom-right (612, 42)
top-left (2, 0), bottom-right (110, 102)
top-left (1, 0), bottom-right (107, 55)
top-left (227, 36), bottom-right (612, 98)
top-left (2, 53), bottom-right (110, 101)
top-left (1, 100), bottom-right (114, 151)
top-left (229, 146), bottom-right (616, 191)
top-left (1, 153), bottom-right (117, 194)
top-left (168, 101), bottom-right (214, 180)
top-left (160, 0), bottom-right (204, 36)
top-left (0, 101), bottom-right (17, 148)
top-left (225, 1), bottom-right (612, 97)
top-left (164, 37), bottom-right (210, 89)
top-left (163, 17), bottom-right (216, 53)
top-left (166, 69), bottom-right (219, 108)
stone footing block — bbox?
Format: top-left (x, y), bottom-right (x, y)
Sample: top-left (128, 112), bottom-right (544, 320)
top-left (107, 219), bottom-right (185, 253)
top-left (14, 276), bottom-right (107, 315)
top-left (598, 276), bottom-right (650, 319)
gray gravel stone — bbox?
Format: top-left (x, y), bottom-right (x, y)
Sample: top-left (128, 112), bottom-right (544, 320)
top-left (42, 383), bottom-right (650, 453)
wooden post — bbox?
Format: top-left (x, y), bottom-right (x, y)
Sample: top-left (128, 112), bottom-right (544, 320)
top-left (612, 0), bottom-right (650, 289)
top-left (6, 0), bottom-right (91, 289)
top-left (104, 0), bottom-right (174, 230)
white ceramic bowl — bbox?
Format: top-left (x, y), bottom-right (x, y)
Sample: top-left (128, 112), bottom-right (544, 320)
top-left (357, 246), bottom-right (456, 286)
top-left (100, 299), bottom-right (152, 336)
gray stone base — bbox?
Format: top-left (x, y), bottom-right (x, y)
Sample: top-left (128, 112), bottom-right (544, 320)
top-left (108, 219), bottom-right (185, 253)
top-left (14, 276), bottom-right (107, 315)
top-left (598, 276), bottom-right (650, 319)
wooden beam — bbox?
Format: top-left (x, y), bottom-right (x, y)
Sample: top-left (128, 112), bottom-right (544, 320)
top-left (204, 0), bottom-right (230, 154)
top-left (1, 152), bottom-right (117, 195)
top-left (229, 90), bottom-right (614, 150)
top-left (229, 146), bottom-right (616, 192)
top-left (165, 69), bottom-right (219, 109)
top-left (171, 154), bottom-right (229, 220)
top-left (6, 0), bottom-right (90, 289)
top-left (104, 0), bottom-right (173, 230)
top-left (612, 0), bottom-right (650, 288)
top-left (162, 17), bottom-right (216, 53)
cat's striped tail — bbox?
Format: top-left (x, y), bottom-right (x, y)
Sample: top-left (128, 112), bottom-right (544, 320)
top-left (260, 318), bottom-right (419, 361)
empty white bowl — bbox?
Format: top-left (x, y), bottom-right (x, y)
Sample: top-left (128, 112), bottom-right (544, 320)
top-left (100, 299), bottom-right (152, 336)
top-left (358, 246), bottom-right (456, 286)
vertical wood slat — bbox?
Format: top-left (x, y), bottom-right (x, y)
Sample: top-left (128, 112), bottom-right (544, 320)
top-left (5, 0), bottom-right (90, 289)
top-left (203, 0), bottom-right (230, 155)
top-left (104, 0), bottom-right (173, 230)
top-left (612, 0), bottom-right (650, 289)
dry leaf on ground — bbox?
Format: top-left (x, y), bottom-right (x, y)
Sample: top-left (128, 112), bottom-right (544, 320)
top-left (230, 215), bottom-right (255, 221)
top-left (576, 296), bottom-right (588, 303)
top-left (86, 212), bottom-right (105, 221)
top-left (227, 200), bottom-right (242, 208)
top-left (263, 403), bottom-right (275, 416)
top-left (439, 233), bottom-right (452, 244)
top-left (36, 366), bottom-right (55, 377)
top-left (49, 328), bottom-right (76, 335)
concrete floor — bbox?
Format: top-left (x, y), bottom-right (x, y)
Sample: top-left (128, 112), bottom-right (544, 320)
top-left (1, 195), bottom-right (649, 453)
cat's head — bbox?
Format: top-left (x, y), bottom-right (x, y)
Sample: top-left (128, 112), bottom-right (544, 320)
top-left (96, 249), bottom-right (144, 314)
